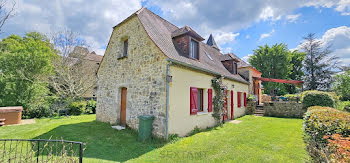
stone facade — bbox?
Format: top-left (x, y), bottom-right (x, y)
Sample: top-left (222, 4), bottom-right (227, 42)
top-left (264, 102), bottom-right (306, 118)
top-left (96, 16), bottom-right (168, 137)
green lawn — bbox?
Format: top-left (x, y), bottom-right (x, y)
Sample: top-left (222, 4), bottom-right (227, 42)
top-left (0, 115), bottom-right (308, 162)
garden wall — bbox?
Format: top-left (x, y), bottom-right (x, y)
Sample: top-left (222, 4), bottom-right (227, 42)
top-left (264, 102), bottom-right (306, 118)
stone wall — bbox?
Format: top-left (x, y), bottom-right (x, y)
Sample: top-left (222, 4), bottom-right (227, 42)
top-left (264, 102), bottom-right (306, 118)
top-left (96, 16), bottom-right (169, 137)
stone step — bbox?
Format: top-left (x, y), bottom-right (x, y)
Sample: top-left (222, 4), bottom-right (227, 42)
top-left (254, 114), bottom-right (264, 116)
top-left (254, 110), bottom-right (265, 113)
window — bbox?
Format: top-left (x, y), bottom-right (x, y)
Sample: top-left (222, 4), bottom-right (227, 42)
top-left (190, 39), bottom-right (199, 59)
top-left (190, 87), bottom-right (205, 115)
top-left (233, 62), bottom-right (238, 74)
top-left (237, 92), bottom-right (242, 108)
top-left (123, 39), bottom-right (128, 57)
top-left (206, 52), bottom-right (213, 61)
top-left (197, 88), bottom-right (204, 112)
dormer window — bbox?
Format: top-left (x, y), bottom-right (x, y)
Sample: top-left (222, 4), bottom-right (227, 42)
top-left (123, 39), bottom-right (128, 57)
top-left (190, 39), bottom-right (199, 59)
top-left (233, 62), bottom-right (238, 74)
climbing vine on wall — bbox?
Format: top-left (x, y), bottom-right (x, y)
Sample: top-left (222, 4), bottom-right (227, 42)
top-left (211, 76), bottom-right (228, 126)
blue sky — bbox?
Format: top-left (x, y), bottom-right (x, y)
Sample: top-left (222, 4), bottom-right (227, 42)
top-left (1, 0), bottom-right (350, 65)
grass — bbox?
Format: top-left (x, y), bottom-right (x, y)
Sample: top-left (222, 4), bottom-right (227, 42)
top-left (0, 115), bottom-right (308, 162)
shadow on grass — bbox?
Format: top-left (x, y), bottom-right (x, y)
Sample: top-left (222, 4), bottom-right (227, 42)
top-left (34, 121), bottom-right (166, 162)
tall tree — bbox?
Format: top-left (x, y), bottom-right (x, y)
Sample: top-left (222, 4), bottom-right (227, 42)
top-left (249, 43), bottom-right (292, 95)
top-left (333, 70), bottom-right (350, 101)
top-left (49, 29), bottom-right (94, 100)
top-left (0, 32), bottom-right (56, 108)
top-left (286, 50), bottom-right (306, 94)
top-left (0, 0), bottom-right (15, 34)
top-left (300, 33), bottom-right (338, 90)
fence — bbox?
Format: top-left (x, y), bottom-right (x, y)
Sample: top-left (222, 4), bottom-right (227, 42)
top-left (0, 139), bottom-right (84, 163)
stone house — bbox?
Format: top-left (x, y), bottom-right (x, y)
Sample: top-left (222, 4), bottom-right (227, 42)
top-left (96, 7), bottom-right (261, 137)
top-left (69, 47), bottom-right (103, 98)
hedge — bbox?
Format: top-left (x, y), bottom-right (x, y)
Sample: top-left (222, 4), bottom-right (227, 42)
top-left (303, 106), bottom-right (350, 162)
top-left (302, 91), bottom-right (335, 108)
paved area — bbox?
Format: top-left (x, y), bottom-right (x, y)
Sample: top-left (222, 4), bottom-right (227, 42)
top-left (228, 120), bottom-right (242, 124)
top-left (6, 119), bottom-right (36, 126)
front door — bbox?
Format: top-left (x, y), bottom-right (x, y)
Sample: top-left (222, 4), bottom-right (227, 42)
top-left (120, 88), bottom-right (127, 126)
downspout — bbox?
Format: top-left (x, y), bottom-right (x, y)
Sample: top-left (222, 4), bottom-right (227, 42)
top-left (165, 61), bottom-right (172, 141)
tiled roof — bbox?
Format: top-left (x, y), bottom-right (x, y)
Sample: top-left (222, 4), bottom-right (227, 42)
top-left (171, 26), bottom-right (204, 41)
top-left (136, 8), bottom-right (248, 84)
top-left (225, 52), bottom-right (251, 68)
top-left (84, 51), bottom-right (103, 62)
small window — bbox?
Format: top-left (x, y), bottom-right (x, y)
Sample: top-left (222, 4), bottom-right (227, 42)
top-left (190, 39), bottom-right (199, 59)
top-left (233, 62), bottom-right (238, 74)
top-left (123, 39), bottom-right (128, 57)
top-left (206, 52), bottom-right (213, 61)
top-left (197, 88), bottom-right (204, 112)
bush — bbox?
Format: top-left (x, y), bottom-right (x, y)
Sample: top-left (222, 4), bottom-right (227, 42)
top-left (324, 134), bottom-right (350, 163)
top-left (302, 91), bottom-right (335, 108)
top-left (68, 101), bottom-right (87, 115)
top-left (22, 105), bottom-right (56, 119)
top-left (284, 94), bottom-right (300, 102)
top-left (303, 106), bottom-right (350, 162)
top-left (86, 99), bottom-right (96, 114)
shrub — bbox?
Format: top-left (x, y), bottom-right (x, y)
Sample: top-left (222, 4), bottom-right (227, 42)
top-left (302, 91), bottom-right (335, 108)
top-left (284, 94), bottom-right (300, 102)
top-left (23, 105), bottom-right (56, 119)
top-left (86, 99), bottom-right (96, 114)
top-left (303, 106), bottom-right (350, 162)
top-left (324, 134), bottom-right (350, 163)
top-left (68, 101), bottom-right (87, 115)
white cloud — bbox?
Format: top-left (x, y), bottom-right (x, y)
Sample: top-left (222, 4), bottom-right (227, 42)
top-left (242, 54), bottom-right (253, 63)
top-left (214, 32), bottom-right (240, 45)
top-left (294, 26), bottom-right (350, 66)
top-left (259, 29), bottom-right (275, 41)
top-left (286, 13), bottom-right (302, 22)
top-left (1, 0), bottom-right (142, 55)
top-left (246, 35), bottom-right (250, 39)
top-left (147, 0), bottom-right (350, 37)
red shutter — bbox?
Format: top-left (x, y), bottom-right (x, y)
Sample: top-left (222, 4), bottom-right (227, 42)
top-left (244, 92), bottom-right (247, 107)
top-left (190, 87), bottom-right (198, 115)
top-left (208, 89), bottom-right (213, 112)
top-left (231, 90), bottom-right (234, 119)
top-left (237, 92), bottom-right (241, 108)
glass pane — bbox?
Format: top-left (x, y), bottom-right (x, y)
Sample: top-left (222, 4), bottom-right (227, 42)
top-left (190, 40), bottom-right (198, 59)
top-left (197, 89), bottom-right (202, 111)
top-left (123, 40), bottom-right (128, 57)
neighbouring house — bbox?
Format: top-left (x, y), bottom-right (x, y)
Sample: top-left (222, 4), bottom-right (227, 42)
top-left (227, 53), bottom-right (263, 105)
top-left (69, 47), bottom-right (103, 99)
top-left (96, 7), bottom-right (261, 137)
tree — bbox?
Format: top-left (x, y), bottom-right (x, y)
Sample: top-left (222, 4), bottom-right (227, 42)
top-left (0, 32), bottom-right (56, 108)
top-left (286, 50), bottom-right (306, 94)
top-left (300, 33), bottom-right (338, 91)
top-left (49, 29), bottom-right (95, 100)
top-left (333, 70), bottom-right (350, 101)
top-left (0, 0), bottom-right (15, 34)
top-left (249, 43), bottom-right (292, 95)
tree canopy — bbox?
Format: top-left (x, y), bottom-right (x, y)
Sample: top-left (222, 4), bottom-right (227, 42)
top-left (300, 33), bottom-right (338, 91)
top-left (0, 32), bottom-right (56, 108)
top-left (249, 43), bottom-right (305, 95)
